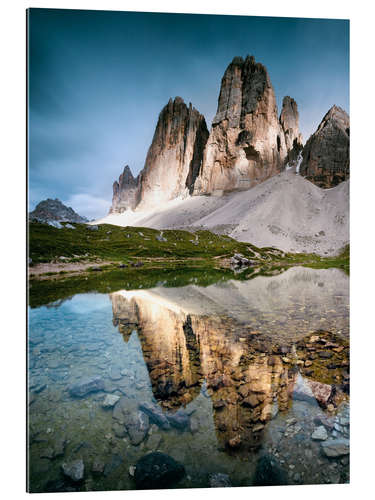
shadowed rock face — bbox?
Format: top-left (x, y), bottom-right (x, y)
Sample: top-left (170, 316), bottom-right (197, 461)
top-left (193, 56), bottom-right (301, 195)
top-left (110, 165), bottom-right (139, 213)
top-left (300, 105), bottom-right (350, 188)
top-left (280, 96), bottom-right (303, 168)
top-left (137, 97), bottom-right (209, 208)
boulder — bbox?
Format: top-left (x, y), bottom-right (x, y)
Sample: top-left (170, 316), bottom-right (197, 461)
top-left (134, 452), bottom-right (185, 489)
top-left (253, 454), bottom-right (288, 486)
top-left (68, 377), bottom-right (105, 398)
top-left (139, 402), bottom-right (171, 430)
top-left (311, 425), bottom-right (328, 441)
top-left (209, 473), bottom-right (232, 487)
top-left (102, 394), bottom-right (120, 408)
top-left (61, 459), bottom-right (84, 482)
top-left (124, 411), bottom-right (150, 445)
top-left (321, 439), bottom-right (349, 457)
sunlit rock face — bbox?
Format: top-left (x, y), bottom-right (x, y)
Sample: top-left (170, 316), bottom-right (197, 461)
top-left (136, 97), bottom-right (209, 208)
top-left (110, 165), bottom-right (139, 213)
top-left (300, 105), bottom-right (350, 188)
top-left (193, 56), bottom-right (301, 195)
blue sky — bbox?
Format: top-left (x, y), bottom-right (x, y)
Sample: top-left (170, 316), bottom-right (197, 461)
top-left (28, 9), bottom-right (349, 218)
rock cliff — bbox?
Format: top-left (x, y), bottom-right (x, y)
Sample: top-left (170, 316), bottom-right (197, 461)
top-left (299, 105), bottom-right (349, 188)
top-left (110, 165), bottom-right (139, 213)
top-left (136, 97), bottom-right (209, 208)
top-left (193, 56), bottom-right (301, 195)
top-left (29, 198), bottom-right (87, 223)
top-left (280, 96), bottom-right (303, 168)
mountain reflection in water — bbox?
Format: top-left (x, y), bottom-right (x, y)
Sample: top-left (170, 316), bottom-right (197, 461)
top-left (111, 267), bottom-right (349, 454)
top-left (28, 267), bottom-right (349, 492)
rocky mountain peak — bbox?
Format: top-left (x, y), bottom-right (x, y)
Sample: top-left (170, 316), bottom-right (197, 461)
top-left (299, 105), bottom-right (349, 188)
top-left (193, 55), bottom-right (293, 195)
top-left (136, 97), bottom-right (209, 208)
top-left (280, 96), bottom-right (303, 168)
top-left (316, 105), bottom-right (349, 135)
top-left (29, 198), bottom-right (88, 223)
top-left (110, 165), bottom-right (139, 213)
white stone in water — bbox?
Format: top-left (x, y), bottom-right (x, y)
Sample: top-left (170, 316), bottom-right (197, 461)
top-left (311, 426), bottom-right (328, 441)
top-left (102, 394), bottom-right (120, 408)
top-left (129, 465), bottom-right (136, 477)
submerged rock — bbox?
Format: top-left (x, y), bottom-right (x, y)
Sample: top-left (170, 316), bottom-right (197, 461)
top-left (167, 408), bottom-right (190, 430)
top-left (124, 411), bottom-right (150, 445)
top-left (253, 454), bottom-right (288, 486)
top-left (311, 426), bottom-right (328, 441)
top-left (102, 394), bottom-right (120, 408)
top-left (134, 452), bottom-right (185, 489)
top-left (209, 473), bottom-right (232, 487)
top-left (139, 402), bottom-right (171, 430)
top-left (61, 459), bottom-right (84, 482)
top-left (68, 377), bottom-right (105, 398)
top-left (321, 439), bottom-right (350, 457)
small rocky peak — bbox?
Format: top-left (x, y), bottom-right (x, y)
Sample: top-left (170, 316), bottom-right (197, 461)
top-left (29, 198), bottom-right (87, 223)
top-left (318, 105), bottom-right (349, 135)
top-left (119, 165), bottom-right (137, 189)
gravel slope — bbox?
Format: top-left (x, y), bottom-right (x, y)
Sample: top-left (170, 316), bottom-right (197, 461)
top-left (95, 172), bottom-right (349, 255)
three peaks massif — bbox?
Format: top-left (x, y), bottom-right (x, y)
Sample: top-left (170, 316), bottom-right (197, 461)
top-left (31, 56), bottom-right (349, 255)
top-left (110, 55), bottom-right (349, 214)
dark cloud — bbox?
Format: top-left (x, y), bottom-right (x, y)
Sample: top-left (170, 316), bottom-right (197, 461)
top-left (28, 9), bottom-right (349, 219)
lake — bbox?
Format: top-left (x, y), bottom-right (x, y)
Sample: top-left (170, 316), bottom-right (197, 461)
top-left (28, 266), bottom-right (349, 492)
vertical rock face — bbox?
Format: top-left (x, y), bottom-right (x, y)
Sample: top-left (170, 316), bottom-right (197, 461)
top-left (110, 165), bottom-right (139, 213)
top-left (280, 96), bottom-right (303, 168)
top-left (300, 105), bottom-right (349, 188)
top-left (193, 56), bottom-right (297, 195)
top-left (136, 97), bottom-right (209, 208)
top-left (280, 96), bottom-right (303, 151)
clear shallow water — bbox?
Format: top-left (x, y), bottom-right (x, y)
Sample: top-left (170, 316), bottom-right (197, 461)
top-left (28, 267), bottom-right (350, 492)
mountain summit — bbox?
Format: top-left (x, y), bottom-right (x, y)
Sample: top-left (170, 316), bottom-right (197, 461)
top-left (29, 198), bottom-right (88, 223)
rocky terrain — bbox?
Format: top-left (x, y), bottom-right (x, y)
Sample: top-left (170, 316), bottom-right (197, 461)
top-left (29, 198), bottom-right (88, 224)
top-left (193, 56), bottom-right (301, 195)
top-left (300, 105), bottom-right (349, 188)
top-left (98, 171), bottom-right (349, 255)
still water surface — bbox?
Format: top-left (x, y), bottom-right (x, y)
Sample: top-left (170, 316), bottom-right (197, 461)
top-left (28, 267), bottom-right (349, 492)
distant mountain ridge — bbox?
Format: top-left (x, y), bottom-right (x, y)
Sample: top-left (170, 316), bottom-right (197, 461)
top-left (29, 198), bottom-right (88, 223)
